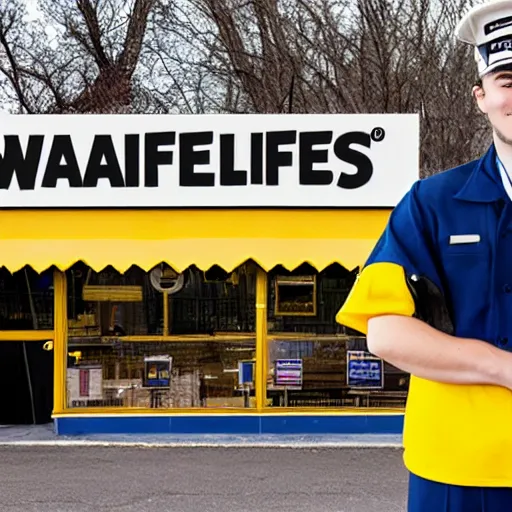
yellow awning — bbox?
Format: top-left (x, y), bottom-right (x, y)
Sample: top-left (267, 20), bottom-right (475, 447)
top-left (0, 209), bottom-right (390, 273)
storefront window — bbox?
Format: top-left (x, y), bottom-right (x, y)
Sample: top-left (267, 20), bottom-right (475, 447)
top-left (66, 340), bottom-right (256, 409)
top-left (65, 262), bottom-right (257, 409)
top-left (266, 263), bottom-right (409, 409)
top-left (0, 267), bottom-right (54, 330)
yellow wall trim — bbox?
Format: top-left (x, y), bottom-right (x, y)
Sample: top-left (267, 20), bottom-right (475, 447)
top-left (0, 330), bottom-right (53, 341)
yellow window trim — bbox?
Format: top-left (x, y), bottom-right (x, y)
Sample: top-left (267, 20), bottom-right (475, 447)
top-left (0, 330), bottom-right (54, 341)
top-left (68, 334), bottom-right (256, 343)
top-left (53, 408), bottom-right (405, 417)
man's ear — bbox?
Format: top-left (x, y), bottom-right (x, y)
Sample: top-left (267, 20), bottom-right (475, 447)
top-left (473, 84), bottom-right (487, 114)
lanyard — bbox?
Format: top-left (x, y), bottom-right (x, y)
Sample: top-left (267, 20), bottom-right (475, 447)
top-left (497, 156), bottom-right (512, 201)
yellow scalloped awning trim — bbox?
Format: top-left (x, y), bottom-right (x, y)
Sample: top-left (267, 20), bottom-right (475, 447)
top-left (0, 209), bottom-right (390, 273)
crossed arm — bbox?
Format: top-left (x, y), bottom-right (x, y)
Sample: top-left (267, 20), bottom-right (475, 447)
top-left (367, 315), bottom-right (512, 390)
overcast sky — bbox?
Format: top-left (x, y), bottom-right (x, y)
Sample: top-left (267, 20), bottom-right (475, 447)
top-left (24, 0), bottom-right (39, 19)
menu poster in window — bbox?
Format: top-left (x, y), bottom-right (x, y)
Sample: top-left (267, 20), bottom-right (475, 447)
top-left (275, 359), bottom-right (303, 389)
top-left (67, 365), bottom-right (103, 406)
top-left (347, 351), bottom-right (384, 389)
top-left (143, 355), bottom-right (172, 389)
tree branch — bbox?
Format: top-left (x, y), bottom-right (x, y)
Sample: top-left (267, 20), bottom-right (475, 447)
top-left (75, 0), bottom-right (111, 68)
top-left (118, 0), bottom-right (155, 75)
top-left (0, 26), bottom-right (33, 112)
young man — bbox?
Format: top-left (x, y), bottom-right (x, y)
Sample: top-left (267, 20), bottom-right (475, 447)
top-left (336, 1), bottom-right (512, 510)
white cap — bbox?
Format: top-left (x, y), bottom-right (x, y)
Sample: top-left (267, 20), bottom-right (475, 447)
top-left (456, 0), bottom-right (512, 76)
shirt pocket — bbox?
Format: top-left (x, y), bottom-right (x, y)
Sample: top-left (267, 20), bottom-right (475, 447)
top-left (439, 239), bottom-right (491, 337)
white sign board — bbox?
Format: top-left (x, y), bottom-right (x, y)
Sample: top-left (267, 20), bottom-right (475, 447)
top-left (0, 113), bottom-right (419, 208)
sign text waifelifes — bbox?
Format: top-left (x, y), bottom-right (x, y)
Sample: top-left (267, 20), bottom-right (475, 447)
top-left (0, 113), bottom-right (419, 208)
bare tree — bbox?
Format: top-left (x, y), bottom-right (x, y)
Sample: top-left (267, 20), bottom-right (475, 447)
top-left (163, 0), bottom-right (485, 172)
top-left (0, 0), bottom-right (492, 176)
top-left (0, 0), bottom-right (157, 113)
top-left (346, 0), bottom-right (488, 175)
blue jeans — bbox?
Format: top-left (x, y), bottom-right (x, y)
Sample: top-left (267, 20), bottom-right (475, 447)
top-left (408, 473), bottom-right (512, 511)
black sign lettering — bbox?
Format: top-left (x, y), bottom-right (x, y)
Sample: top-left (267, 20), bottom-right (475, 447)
top-left (83, 135), bottom-right (125, 187)
top-left (266, 131), bottom-right (297, 186)
top-left (299, 131), bottom-right (333, 185)
top-left (334, 132), bottom-right (373, 189)
top-left (145, 132), bottom-right (174, 187)
top-left (0, 124), bottom-right (387, 199)
top-left (0, 135), bottom-right (43, 190)
top-left (250, 133), bottom-right (263, 185)
top-left (125, 134), bottom-right (140, 187)
top-left (180, 132), bottom-right (214, 187)
top-left (220, 134), bottom-right (247, 186)
top-left (42, 135), bottom-right (83, 188)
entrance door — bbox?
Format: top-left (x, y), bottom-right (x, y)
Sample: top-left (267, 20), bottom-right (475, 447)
top-left (0, 267), bottom-right (55, 425)
top-left (0, 341), bottom-right (53, 425)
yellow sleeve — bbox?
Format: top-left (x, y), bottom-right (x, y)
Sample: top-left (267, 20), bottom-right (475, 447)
top-left (335, 262), bottom-right (415, 335)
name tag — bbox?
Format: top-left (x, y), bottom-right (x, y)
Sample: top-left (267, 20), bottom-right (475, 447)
top-left (449, 234), bottom-right (481, 245)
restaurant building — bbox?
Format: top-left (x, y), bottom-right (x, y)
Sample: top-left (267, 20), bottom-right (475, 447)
top-left (0, 113), bottom-right (418, 434)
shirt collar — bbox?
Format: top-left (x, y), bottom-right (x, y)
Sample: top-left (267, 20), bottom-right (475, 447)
top-left (454, 144), bottom-right (506, 203)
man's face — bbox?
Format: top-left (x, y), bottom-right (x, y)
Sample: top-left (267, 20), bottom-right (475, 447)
top-left (474, 69), bottom-right (512, 145)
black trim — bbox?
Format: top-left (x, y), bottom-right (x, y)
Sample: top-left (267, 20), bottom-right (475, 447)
top-left (485, 16), bottom-right (512, 36)
top-left (405, 273), bottom-right (454, 335)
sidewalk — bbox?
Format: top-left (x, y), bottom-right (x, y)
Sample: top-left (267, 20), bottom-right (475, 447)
top-left (0, 424), bottom-right (403, 448)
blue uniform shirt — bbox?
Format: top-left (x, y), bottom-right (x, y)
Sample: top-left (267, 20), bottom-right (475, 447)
top-left (368, 143), bottom-right (510, 346)
top-left (336, 143), bottom-right (512, 486)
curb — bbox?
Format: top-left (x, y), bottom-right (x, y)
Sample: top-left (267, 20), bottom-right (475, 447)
top-left (0, 440), bottom-right (403, 449)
